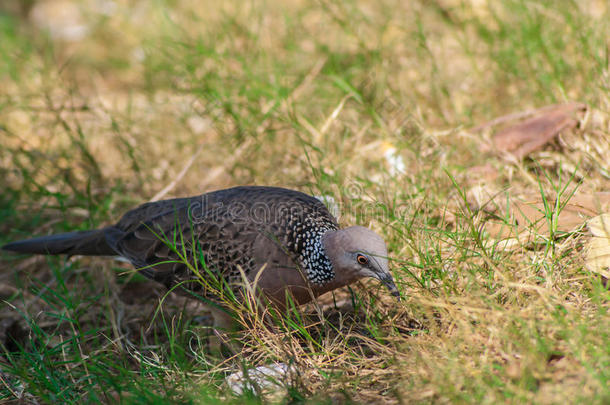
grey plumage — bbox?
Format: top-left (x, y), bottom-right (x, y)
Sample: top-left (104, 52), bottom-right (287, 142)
top-left (3, 186), bottom-right (399, 315)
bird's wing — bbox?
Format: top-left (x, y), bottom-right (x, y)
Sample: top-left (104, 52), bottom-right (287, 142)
top-left (103, 187), bottom-right (339, 297)
top-left (105, 195), bottom-right (258, 297)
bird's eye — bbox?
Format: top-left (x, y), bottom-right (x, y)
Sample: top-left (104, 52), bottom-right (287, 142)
top-left (357, 254), bottom-right (368, 265)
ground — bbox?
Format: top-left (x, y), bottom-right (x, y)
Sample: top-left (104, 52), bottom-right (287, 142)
top-left (0, 0), bottom-right (608, 403)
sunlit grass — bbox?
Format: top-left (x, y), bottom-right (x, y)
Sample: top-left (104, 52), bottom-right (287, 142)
top-left (1, 0), bottom-right (609, 403)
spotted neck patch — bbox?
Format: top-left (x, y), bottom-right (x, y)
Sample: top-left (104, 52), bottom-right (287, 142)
top-left (299, 228), bottom-right (335, 285)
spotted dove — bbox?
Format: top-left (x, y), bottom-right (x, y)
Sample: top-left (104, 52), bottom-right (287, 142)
top-left (3, 186), bottom-right (399, 326)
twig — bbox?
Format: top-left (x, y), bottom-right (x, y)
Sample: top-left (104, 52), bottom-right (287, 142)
top-left (199, 138), bottom-right (253, 188)
top-left (319, 95), bottom-right (350, 140)
top-left (150, 141), bottom-right (206, 202)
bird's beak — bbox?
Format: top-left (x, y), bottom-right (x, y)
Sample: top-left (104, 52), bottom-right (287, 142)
top-left (378, 273), bottom-right (400, 300)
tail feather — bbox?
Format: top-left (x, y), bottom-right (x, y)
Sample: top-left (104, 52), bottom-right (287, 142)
top-left (2, 229), bottom-right (115, 256)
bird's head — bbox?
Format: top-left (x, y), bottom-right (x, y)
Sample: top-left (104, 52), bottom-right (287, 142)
top-left (322, 226), bottom-right (400, 299)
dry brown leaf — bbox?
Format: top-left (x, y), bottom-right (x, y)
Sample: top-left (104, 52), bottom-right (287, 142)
top-left (479, 102), bottom-right (586, 159)
top-left (481, 192), bottom-right (610, 241)
top-left (585, 214), bottom-right (610, 279)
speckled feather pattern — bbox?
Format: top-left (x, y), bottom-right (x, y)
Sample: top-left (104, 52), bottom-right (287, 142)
top-left (105, 186), bottom-right (339, 300)
top-left (3, 186), bottom-right (399, 310)
top-left (288, 217), bottom-right (336, 285)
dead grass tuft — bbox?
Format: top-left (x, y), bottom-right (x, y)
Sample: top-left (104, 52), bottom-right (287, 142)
top-left (1, 0), bottom-right (609, 403)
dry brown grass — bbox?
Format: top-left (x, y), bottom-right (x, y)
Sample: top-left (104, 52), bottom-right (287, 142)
top-left (0, 0), bottom-right (609, 403)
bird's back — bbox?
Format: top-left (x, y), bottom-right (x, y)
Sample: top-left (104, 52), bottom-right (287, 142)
top-left (107, 186), bottom-right (339, 301)
top-left (3, 186), bottom-right (339, 306)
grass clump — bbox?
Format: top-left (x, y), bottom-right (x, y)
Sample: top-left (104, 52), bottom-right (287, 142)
top-left (1, 0), bottom-right (609, 403)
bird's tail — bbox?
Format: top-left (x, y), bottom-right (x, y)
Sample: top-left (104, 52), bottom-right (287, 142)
top-left (2, 229), bottom-right (115, 256)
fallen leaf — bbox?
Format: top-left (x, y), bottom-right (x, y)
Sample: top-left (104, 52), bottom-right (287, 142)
top-left (585, 214), bottom-right (610, 279)
top-left (479, 192), bottom-right (610, 241)
top-left (478, 102), bottom-right (586, 159)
